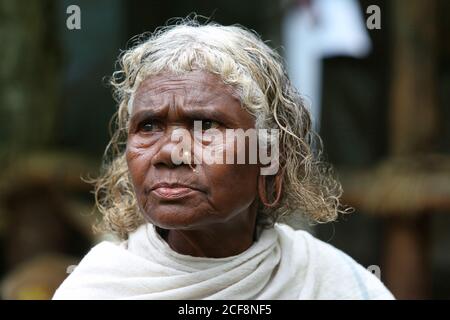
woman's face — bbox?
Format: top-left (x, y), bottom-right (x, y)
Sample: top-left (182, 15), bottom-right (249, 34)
top-left (126, 70), bottom-right (260, 230)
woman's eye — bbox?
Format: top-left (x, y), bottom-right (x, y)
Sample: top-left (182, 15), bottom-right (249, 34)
top-left (201, 120), bottom-right (220, 131)
top-left (140, 121), bottom-right (161, 133)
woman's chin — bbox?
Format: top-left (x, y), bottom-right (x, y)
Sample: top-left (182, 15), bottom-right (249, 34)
top-left (144, 209), bottom-right (213, 230)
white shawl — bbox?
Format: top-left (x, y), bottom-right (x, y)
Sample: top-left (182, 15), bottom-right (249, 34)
top-left (53, 223), bottom-right (394, 300)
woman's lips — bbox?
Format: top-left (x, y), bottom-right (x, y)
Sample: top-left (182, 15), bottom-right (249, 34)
top-left (151, 187), bottom-right (197, 200)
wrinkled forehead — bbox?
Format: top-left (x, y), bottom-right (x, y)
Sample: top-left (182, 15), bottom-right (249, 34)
top-left (127, 70), bottom-right (241, 114)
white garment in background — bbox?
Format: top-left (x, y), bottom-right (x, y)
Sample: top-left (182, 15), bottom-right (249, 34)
top-left (53, 223), bottom-right (394, 299)
top-left (283, 0), bottom-right (371, 132)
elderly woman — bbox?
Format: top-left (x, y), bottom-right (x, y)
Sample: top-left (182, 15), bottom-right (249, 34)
top-left (53, 21), bottom-right (393, 300)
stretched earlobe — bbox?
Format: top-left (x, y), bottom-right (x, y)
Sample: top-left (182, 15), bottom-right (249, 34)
top-left (258, 174), bottom-right (283, 208)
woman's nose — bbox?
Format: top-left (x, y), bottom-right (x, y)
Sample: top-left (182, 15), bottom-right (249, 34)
top-left (150, 127), bottom-right (193, 168)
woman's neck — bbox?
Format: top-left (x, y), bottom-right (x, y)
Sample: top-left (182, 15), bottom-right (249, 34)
top-left (156, 204), bottom-right (258, 258)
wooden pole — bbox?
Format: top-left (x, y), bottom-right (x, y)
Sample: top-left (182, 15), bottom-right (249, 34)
top-left (384, 0), bottom-right (438, 299)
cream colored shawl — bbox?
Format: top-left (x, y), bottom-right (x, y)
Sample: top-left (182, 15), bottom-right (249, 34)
top-left (53, 223), bottom-right (394, 300)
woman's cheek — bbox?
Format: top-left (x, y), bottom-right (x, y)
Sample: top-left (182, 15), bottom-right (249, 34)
top-left (126, 136), bottom-right (155, 182)
top-left (131, 133), bottom-right (159, 148)
top-left (127, 133), bottom-right (157, 158)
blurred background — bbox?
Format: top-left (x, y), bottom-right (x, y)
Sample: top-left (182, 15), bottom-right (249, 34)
top-left (0, 0), bottom-right (449, 299)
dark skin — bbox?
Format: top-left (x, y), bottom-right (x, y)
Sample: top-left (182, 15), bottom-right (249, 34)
top-left (126, 70), bottom-right (266, 258)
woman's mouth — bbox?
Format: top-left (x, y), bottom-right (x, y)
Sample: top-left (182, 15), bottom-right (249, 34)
top-left (151, 184), bottom-right (199, 200)
top-left (152, 187), bottom-right (195, 199)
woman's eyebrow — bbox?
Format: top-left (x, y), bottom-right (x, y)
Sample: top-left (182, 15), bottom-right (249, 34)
top-left (129, 109), bottom-right (164, 124)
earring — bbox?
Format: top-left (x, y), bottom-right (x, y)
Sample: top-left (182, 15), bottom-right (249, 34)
top-left (258, 175), bottom-right (282, 207)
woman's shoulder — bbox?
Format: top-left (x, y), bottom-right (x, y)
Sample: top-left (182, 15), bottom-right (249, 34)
top-left (52, 239), bottom-right (139, 300)
top-left (274, 223), bottom-right (395, 300)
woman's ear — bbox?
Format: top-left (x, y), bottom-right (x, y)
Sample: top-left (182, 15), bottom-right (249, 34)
top-left (258, 172), bottom-right (283, 208)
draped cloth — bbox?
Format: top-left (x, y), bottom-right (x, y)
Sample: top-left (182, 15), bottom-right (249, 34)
top-left (53, 223), bottom-right (394, 300)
